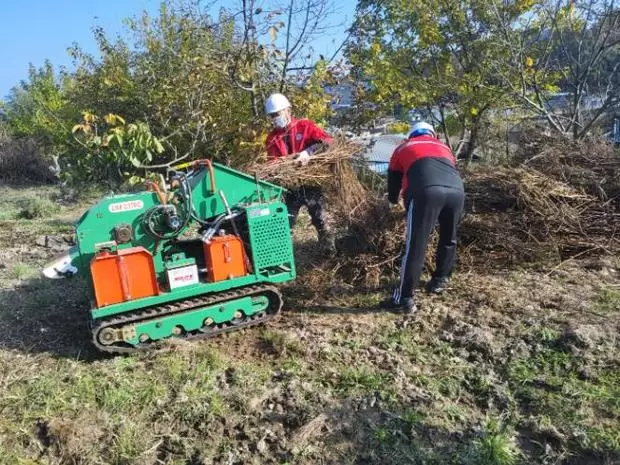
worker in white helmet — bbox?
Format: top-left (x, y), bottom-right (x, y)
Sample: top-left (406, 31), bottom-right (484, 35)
top-left (263, 92), bottom-right (336, 252)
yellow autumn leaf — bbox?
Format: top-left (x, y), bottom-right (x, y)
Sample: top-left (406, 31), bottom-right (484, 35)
top-left (269, 27), bottom-right (277, 42)
top-left (82, 112), bottom-right (97, 123)
top-left (515, 0), bottom-right (536, 11)
top-left (104, 113), bottom-right (126, 126)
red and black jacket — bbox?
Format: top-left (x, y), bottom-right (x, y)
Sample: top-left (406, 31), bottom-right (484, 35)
top-left (265, 118), bottom-right (333, 159)
top-left (387, 135), bottom-right (463, 204)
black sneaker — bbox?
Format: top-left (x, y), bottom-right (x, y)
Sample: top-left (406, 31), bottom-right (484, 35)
top-left (425, 277), bottom-right (449, 294)
top-left (381, 297), bottom-right (418, 315)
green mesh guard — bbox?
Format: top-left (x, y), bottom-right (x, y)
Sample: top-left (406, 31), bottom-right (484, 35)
top-left (246, 203), bottom-right (294, 271)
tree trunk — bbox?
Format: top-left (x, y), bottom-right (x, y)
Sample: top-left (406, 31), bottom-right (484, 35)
top-left (438, 104), bottom-right (452, 150)
top-left (250, 85), bottom-right (259, 118)
top-left (572, 88), bottom-right (581, 139)
top-left (464, 112), bottom-right (484, 166)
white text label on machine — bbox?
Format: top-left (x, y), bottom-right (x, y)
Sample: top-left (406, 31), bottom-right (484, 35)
top-left (108, 200), bottom-right (145, 213)
top-left (167, 265), bottom-right (199, 289)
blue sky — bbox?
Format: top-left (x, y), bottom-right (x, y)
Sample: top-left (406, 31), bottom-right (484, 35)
top-left (0, 0), bottom-right (357, 100)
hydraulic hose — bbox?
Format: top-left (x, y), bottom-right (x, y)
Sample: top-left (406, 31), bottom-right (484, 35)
top-left (145, 180), bottom-right (166, 205)
top-left (191, 159), bottom-right (217, 194)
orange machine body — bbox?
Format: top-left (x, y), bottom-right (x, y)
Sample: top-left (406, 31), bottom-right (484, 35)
top-left (204, 235), bottom-right (247, 282)
top-left (91, 246), bottom-right (159, 307)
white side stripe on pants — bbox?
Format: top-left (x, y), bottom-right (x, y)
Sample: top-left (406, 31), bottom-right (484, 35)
top-left (393, 199), bottom-right (415, 304)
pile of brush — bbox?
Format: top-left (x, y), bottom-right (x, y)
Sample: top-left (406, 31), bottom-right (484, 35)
top-left (248, 132), bottom-right (619, 287)
top-left (521, 136), bottom-right (620, 208)
top-left (345, 164), bottom-right (618, 277)
top-left (360, 138), bottom-right (617, 282)
top-left (459, 165), bottom-right (619, 267)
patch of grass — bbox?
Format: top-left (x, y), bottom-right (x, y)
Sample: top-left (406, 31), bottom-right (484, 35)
top-left (467, 417), bottom-right (520, 465)
top-left (157, 349), bottom-right (224, 386)
top-left (508, 348), bottom-right (575, 389)
top-left (259, 328), bottom-right (305, 356)
top-left (463, 369), bottom-right (494, 404)
top-left (402, 409), bottom-right (427, 427)
top-left (507, 347), bottom-right (620, 453)
top-left (373, 426), bottom-right (391, 443)
top-left (0, 207), bottom-right (18, 220)
top-left (175, 380), bottom-right (228, 426)
top-left (156, 353), bottom-right (226, 420)
top-left (6, 263), bottom-right (36, 280)
top-left (0, 349), bottom-right (270, 463)
top-left (280, 356), bottom-right (306, 374)
top-left (377, 328), bottom-right (419, 355)
top-left (594, 288), bottom-right (620, 313)
top-left (334, 366), bottom-right (391, 395)
top-left (338, 337), bottom-right (366, 350)
top-left (3, 358), bottom-right (169, 422)
top-left (536, 326), bottom-right (562, 343)
top-left (443, 403), bottom-right (468, 425)
top-left (340, 291), bottom-right (384, 308)
top-left (409, 346), bottom-right (470, 401)
top-left (17, 196), bottom-right (61, 219)
top-left (359, 410), bottom-right (465, 465)
top-left (110, 420), bottom-right (152, 464)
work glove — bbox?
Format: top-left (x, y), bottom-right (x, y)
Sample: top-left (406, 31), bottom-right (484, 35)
top-left (382, 192), bottom-right (395, 206)
top-left (294, 150), bottom-right (311, 166)
top-left (383, 193), bottom-right (402, 211)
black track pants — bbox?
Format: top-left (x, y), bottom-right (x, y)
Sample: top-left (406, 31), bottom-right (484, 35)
top-left (393, 185), bottom-right (464, 303)
top-left (285, 186), bottom-right (329, 233)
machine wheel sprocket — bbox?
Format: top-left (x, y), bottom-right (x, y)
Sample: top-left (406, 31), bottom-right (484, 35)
top-left (91, 284), bottom-right (282, 354)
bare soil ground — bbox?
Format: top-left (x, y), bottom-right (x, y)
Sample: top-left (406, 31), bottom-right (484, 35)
top-left (0, 184), bottom-right (618, 465)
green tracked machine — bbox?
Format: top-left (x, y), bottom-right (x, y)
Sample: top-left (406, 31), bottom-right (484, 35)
top-left (42, 160), bottom-right (296, 354)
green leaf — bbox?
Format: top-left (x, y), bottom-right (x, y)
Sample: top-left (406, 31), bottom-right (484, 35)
top-left (128, 175), bottom-right (145, 185)
top-left (154, 139), bottom-right (165, 153)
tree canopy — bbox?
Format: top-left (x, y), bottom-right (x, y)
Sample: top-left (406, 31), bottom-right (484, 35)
top-left (1, 0), bottom-right (618, 185)
top-left (1, 0), bottom-right (340, 186)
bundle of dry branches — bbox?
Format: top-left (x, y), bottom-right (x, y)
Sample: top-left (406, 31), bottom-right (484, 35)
top-left (244, 138), bottom-right (366, 190)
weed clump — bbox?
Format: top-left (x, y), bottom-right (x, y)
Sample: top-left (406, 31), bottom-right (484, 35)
top-left (468, 417), bottom-right (519, 465)
top-left (17, 197), bottom-right (61, 219)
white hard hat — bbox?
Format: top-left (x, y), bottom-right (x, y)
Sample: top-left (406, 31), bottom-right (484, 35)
top-left (409, 121), bottom-right (436, 138)
top-left (264, 93), bottom-right (291, 114)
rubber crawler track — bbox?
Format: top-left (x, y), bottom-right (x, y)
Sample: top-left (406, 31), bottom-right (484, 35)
top-left (91, 284), bottom-right (283, 354)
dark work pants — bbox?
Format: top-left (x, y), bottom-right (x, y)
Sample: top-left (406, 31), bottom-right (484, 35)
top-left (393, 185), bottom-right (465, 304)
top-left (285, 186), bottom-right (329, 234)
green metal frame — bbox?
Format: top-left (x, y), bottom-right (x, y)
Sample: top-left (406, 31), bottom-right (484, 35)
top-left (68, 162), bottom-right (295, 322)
